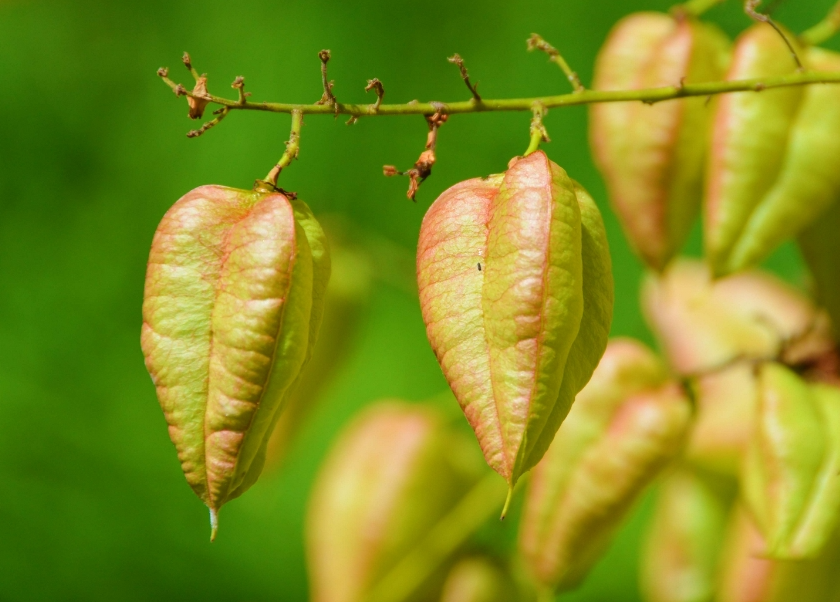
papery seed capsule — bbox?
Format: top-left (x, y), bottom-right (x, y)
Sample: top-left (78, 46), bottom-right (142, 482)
top-left (438, 557), bottom-right (517, 602)
top-left (417, 151), bottom-right (614, 497)
top-left (642, 259), bottom-right (829, 376)
top-left (684, 364), bottom-right (756, 476)
top-left (141, 185), bottom-right (330, 538)
top-left (742, 364), bottom-right (840, 559)
top-left (640, 467), bottom-right (732, 602)
top-left (518, 338), bottom-right (691, 592)
top-left (306, 402), bottom-right (484, 602)
top-left (705, 25), bottom-right (840, 276)
top-left (590, 12), bottom-right (729, 270)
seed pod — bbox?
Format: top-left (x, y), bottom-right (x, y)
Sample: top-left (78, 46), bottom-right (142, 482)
top-left (417, 151), bottom-right (614, 498)
top-left (642, 259), bottom-right (827, 376)
top-left (438, 557), bottom-right (518, 602)
top-left (684, 364), bottom-right (756, 476)
top-left (590, 12), bottom-right (729, 270)
top-left (141, 185), bottom-right (330, 538)
top-left (705, 25), bottom-right (840, 276)
top-left (306, 402), bottom-right (484, 602)
top-left (265, 220), bottom-right (374, 468)
top-left (640, 467), bottom-right (732, 602)
top-left (742, 365), bottom-right (840, 559)
top-left (518, 338), bottom-right (691, 592)
top-left (717, 506), bottom-right (840, 602)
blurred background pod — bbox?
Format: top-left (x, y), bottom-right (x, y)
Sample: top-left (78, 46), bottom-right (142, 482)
top-left (683, 364), bottom-right (756, 477)
top-left (642, 259), bottom-right (830, 376)
top-left (438, 557), bottom-right (520, 602)
top-left (305, 401), bottom-right (485, 602)
top-left (705, 24), bottom-right (840, 276)
top-left (740, 363), bottom-right (829, 559)
top-left (640, 467), bottom-right (733, 602)
top-left (517, 338), bottom-right (691, 593)
top-left (265, 217), bottom-right (374, 470)
top-left (589, 11), bottom-right (729, 271)
top-left (717, 506), bottom-right (840, 602)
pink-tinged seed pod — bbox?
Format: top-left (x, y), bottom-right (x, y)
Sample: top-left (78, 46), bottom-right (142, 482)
top-left (705, 25), bottom-right (840, 276)
top-left (438, 557), bottom-right (517, 602)
top-left (590, 12), bottom-right (729, 271)
top-left (417, 151), bottom-right (614, 499)
top-left (306, 402), bottom-right (484, 602)
top-left (518, 338), bottom-right (691, 592)
top-left (642, 259), bottom-right (830, 376)
top-left (141, 184), bottom-right (330, 539)
top-left (742, 364), bottom-right (840, 559)
top-left (684, 364), bottom-right (756, 477)
top-left (717, 506), bottom-right (840, 602)
top-left (640, 467), bottom-right (732, 602)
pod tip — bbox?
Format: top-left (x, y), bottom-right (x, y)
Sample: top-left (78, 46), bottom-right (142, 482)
top-left (500, 485), bottom-right (514, 520)
top-left (209, 507), bottom-right (219, 542)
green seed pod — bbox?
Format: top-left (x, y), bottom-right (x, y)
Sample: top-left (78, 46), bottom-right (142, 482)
top-left (417, 151), bottom-right (614, 498)
top-left (717, 506), bottom-right (840, 602)
top-left (642, 259), bottom-right (826, 376)
top-left (438, 557), bottom-right (518, 602)
top-left (684, 364), bottom-right (756, 476)
top-left (705, 25), bottom-right (840, 276)
top-left (306, 402), bottom-right (484, 602)
top-left (518, 338), bottom-right (691, 592)
top-left (141, 185), bottom-right (329, 539)
top-left (265, 220), bottom-right (373, 468)
top-left (590, 12), bottom-right (729, 270)
top-left (640, 467), bottom-right (732, 602)
top-left (742, 366), bottom-right (840, 559)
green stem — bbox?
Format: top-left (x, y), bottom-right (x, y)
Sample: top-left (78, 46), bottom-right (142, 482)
top-left (262, 109), bottom-right (304, 187)
top-left (527, 35), bottom-right (584, 93)
top-left (160, 69), bottom-right (840, 117)
top-left (801, 0), bottom-right (840, 45)
top-left (366, 471), bottom-right (509, 602)
top-left (524, 104), bottom-right (549, 156)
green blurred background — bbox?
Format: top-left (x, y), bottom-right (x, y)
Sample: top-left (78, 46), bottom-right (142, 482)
top-left (0, 0), bottom-right (836, 600)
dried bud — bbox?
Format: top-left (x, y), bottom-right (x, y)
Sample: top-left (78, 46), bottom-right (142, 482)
top-left (142, 186), bottom-right (330, 538)
top-left (642, 259), bottom-right (829, 376)
top-left (518, 339), bottom-right (691, 592)
top-left (187, 76), bottom-right (211, 119)
top-left (417, 151), bottom-right (614, 494)
top-left (438, 557), bottom-right (517, 602)
top-left (306, 402), bottom-right (484, 602)
top-left (641, 468), bottom-right (731, 602)
top-left (706, 26), bottom-right (840, 276)
top-left (742, 364), bottom-right (840, 559)
top-left (590, 12), bottom-right (729, 270)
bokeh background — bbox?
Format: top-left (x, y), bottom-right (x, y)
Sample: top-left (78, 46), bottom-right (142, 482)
top-left (1, 0), bottom-right (837, 600)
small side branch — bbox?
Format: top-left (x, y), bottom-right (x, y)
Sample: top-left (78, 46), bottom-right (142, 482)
top-left (745, 0), bottom-right (803, 70)
top-left (263, 109), bottom-right (305, 188)
top-left (801, 0), bottom-right (840, 46)
top-left (182, 52), bottom-right (201, 82)
top-left (187, 107), bottom-right (230, 138)
top-left (231, 76), bottom-right (250, 105)
top-left (365, 78), bottom-right (385, 113)
top-left (383, 110), bottom-right (448, 201)
top-left (527, 34), bottom-right (585, 93)
top-left (315, 49), bottom-right (339, 116)
top-left (447, 54), bottom-right (482, 101)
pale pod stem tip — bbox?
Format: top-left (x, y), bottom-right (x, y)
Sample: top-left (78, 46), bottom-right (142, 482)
top-left (210, 507), bottom-right (219, 542)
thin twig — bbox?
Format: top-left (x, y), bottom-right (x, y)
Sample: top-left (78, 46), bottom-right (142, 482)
top-left (186, 107), bottom-right (230, 138)
top-left (157, 56), bottom-right (840, 117)
top-left (745, 0), bottom-right (803, 69)
top-left (365, 78), bottom-right (385, 113)
top-left (182, 52), bottom-right (200, 81)
top-left (801, 0), bottom-right (840, 45)
top-left (315, 49), bottom-right (338, 116)
top-left (231, 76), bottom-right (249, 105)
top-left (383, 110), bottom-right (448, 201)
top-left (447, 54), bottom-right (482, 101)
top-left (527, 34), bottom-right (585, 93)
top-left (262, 109), bottom-right (304, 188)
